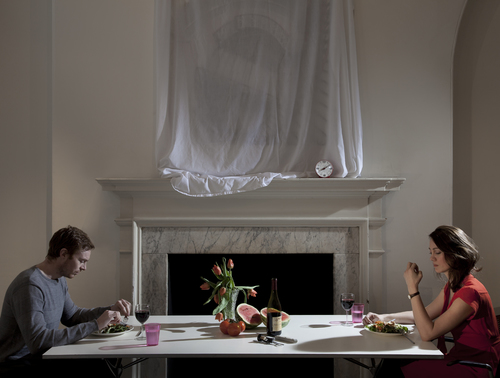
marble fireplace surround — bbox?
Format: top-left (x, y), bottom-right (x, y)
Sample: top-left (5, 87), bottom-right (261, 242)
top-left (97, 178), bottom-right (405, 315)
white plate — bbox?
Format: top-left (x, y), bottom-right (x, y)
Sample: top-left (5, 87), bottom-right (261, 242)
top-left (364, 325), bottom-right (413, 337)
top-left (92, 325), bottom-right (134, 337)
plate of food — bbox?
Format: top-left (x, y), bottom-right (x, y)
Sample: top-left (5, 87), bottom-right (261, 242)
top-left (364, 320), bottom-right (412, 336)
top-left (93, 324), bottom-right (134, 336)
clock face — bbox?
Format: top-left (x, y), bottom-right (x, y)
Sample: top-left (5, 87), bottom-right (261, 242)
top-left (315, 160), bottom-right (333, 178)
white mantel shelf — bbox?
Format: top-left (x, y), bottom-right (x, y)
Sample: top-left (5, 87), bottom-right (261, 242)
top-left (96, 177), bottom-right (405, 198)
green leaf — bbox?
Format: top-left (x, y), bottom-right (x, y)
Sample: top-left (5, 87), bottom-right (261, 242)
top-left (203, 281), bottom-right (222, 306)
top-left (221, 257), bottom-right (228, 276)
top-left (200, 276), bottom-right (215, 288)
top-left (234, 285), bottom-right (259, 290)
top-left (212, 295), bottom-right (229, 315)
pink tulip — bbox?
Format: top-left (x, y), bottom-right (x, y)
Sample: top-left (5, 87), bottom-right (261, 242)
top-left (200, 282), bottom-right (210, 290)
top-left (214, 294), bottom-right (220, 304)
top-left (219, 287), bottom-right (226, 296)
top-left (227, 259), bottom-right (234, 269)
top-left (247, 289), bottom-right (257, 298)
top-left (215, 313), bottom-right (223, 322)
top-left (212, 265), bottom-right (222, 276)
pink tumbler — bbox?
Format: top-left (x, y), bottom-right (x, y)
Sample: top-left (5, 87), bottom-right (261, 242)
top-left (145, 323), bottom-right (161, 346)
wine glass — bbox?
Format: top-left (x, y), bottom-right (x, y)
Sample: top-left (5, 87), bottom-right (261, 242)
top-left (135, 304), bottom-right (150, 340)
top-left (340, 293), bottom-right (354, 327)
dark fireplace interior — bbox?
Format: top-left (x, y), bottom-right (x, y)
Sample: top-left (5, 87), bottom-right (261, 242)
top-left (168, 253), bottom-right (335, 316)
top-left (166, 254), bottom-right (335, 377)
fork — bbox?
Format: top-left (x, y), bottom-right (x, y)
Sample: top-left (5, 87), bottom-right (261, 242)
top-left (118, 315), bottom-right (129, 326)
top-left (398, 328), bottom-right (415, 344)
top-left (389, 319), bottom-right (415, 344)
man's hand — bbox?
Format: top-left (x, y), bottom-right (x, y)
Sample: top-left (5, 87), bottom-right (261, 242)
top-left (97, 310), bottom-right (122, 330)
top-left (111, 299), bottom-right (131, 317)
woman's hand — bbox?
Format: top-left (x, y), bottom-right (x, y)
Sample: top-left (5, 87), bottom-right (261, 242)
top-left (404, 262), bottom-right (423, 293)
top-left (363, 312), bottom-right (383, 325)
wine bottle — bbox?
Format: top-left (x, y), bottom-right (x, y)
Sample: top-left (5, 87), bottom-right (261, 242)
top-left (267, 278), bottom-right (282, 336)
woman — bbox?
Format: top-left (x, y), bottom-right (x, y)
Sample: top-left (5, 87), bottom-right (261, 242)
top-left (364, 225), bottom-right (500, 377)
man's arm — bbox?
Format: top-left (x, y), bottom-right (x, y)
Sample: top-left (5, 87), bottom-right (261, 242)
top-left (61, 291), bottom-right (131, 328)
top-left (13, 283), bottom-right (100, 356)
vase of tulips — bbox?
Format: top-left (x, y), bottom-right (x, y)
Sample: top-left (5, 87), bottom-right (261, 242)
top-left (200, 257), bottom-right (258, 321)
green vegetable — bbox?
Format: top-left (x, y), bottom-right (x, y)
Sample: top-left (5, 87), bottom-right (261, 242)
top-left (365, 321), bottom-right (409, 334)
top-left (102, 324), bottom-right (130, 334)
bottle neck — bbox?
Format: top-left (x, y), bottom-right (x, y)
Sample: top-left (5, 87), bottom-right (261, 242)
top-left (271, 278), bottom-right (278, 291)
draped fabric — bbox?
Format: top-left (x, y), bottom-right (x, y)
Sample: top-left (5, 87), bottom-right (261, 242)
top-left (155, 0), bottom-right (363, 197)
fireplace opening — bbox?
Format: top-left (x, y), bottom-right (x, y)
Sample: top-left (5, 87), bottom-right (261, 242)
top-left (168, 253), bottom-right (334, 316)
top-left (166, 254), bottom-right (335, 376)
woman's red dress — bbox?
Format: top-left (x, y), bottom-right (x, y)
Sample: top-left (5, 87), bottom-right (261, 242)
top-left (402, 275), bottom-right (500, 377)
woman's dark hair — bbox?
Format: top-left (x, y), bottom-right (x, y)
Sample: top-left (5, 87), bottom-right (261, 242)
top-left (429, 225), bottom-right (481, 292)
top-left (47, 225), bottom-right (95, 260)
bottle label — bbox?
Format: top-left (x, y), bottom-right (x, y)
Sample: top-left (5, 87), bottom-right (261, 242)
top-left (272, 316), bottom-right (282, 331)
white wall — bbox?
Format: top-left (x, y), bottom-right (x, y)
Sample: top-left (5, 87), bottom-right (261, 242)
top-left (0, 0), bottom-right (51, 304)
top-left (1, 0), bottom-right (480, 316)
top-left (355, 0), bottom-right (464, 311)
top-left (50, 0), bottom-right (156, 307)
top-left (454, 1), bottom-right (500, 307)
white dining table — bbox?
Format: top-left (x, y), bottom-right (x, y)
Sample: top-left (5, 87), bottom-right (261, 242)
top-left (43, 315), bottom-right (443, 376)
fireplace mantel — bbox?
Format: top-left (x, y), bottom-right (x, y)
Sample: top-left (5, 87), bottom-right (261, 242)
top-left (97, 177), bottom-right (405, 198)
top-left (97, 177), bottom-right (405, 315)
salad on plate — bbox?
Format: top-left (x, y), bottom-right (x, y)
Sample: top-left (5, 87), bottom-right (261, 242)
top-left (365, 320), bottom-right (409, 334)
top-left (93, 323), bottom-right (134, 336)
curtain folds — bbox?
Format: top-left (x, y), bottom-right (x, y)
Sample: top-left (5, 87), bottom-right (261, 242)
top-left (155, 0), bottom-right (363, 197)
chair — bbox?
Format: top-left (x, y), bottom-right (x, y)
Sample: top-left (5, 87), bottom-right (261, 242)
top-left (445, 314), bottom-right (500, 378)
top-left (447, 359), bottom-right (495, 378)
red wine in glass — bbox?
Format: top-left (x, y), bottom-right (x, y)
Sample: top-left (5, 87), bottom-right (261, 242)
top-left (135, 304), bottom-right (150, 339)
top-left (135, 310), bottom-right (150, 324)
top-left (340, 293), bottom-right (354, 326)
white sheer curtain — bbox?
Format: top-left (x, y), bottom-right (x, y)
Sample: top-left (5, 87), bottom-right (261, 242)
top-left (155, 0), bottom-right (362, 197)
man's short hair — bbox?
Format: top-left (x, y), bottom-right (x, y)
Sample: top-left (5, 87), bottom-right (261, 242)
top-left (47, 226), bottom-right (95, 259)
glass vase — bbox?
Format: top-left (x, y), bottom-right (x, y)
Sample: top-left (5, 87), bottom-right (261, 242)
top-left (222, 288), bottom-right (240, 320)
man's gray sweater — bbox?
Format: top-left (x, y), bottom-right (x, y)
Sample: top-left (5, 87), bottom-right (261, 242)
top-left (0, 266), bottom-right (109, 362)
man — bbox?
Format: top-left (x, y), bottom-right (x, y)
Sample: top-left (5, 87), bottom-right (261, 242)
top-left (0, 226), bottom-right (131, 376)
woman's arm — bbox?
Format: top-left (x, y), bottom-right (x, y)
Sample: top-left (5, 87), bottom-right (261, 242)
top-left (363, 294), bottom-right (444, 325)
top-left (363, 310), bottom-right (414, 324)
top-left (405, 262), bottom-right (473, 341)
top-left (363, 265), bottom-right (446, 326)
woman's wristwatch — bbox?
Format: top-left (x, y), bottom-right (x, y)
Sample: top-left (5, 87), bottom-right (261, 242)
top-left (408, 291), bottom-right (420, 300)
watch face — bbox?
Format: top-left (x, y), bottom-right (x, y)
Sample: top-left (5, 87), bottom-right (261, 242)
top-left (315, 160), bottom-right (333, 178)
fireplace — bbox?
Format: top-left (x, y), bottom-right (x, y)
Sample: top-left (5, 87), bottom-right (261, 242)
top-left (142, 226), bottom-right (357, 316)
top-left (97, 177), bottom-right (404, 377)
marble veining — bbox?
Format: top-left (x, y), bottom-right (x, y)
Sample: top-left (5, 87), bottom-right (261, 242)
top-left (142, 227), bottom-right (357, 254)
top-left (141, 227), bottom-right (359, 315)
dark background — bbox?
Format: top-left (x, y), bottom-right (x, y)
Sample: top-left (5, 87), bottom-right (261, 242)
top-left (166, 254), bottom-right (335, 376)
top-left (167, 254), bottom-right (333, 377)
top-left (168, 253), bottom-right (334, 316)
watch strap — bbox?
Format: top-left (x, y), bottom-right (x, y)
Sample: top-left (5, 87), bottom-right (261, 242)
top-left (408, 291), bottom-right (420, 300)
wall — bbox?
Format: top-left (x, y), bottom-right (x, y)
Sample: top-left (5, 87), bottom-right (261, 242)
top-left (453, 0), bottom-right (500, 306)
top-left (0, 0), bottom-right (469, 316)
top-left (50, 0), bottom-right (156, 307)
top-left (0, 0), bottom-right (51, 304)
top-left (354, 0), bottom-right (464, 311)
